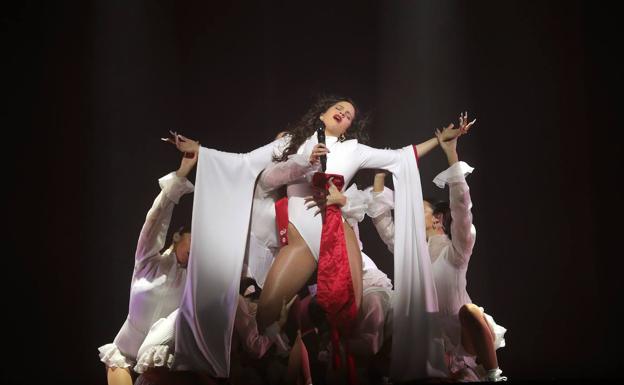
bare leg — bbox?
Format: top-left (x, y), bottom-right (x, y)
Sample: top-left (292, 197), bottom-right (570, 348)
top-left (258, 224), bottom-right (317, 331)
top-left (107, 367), bottom-right (133, 385)
top-left (299, 335), bottom-right (312, 385)
top-left (258, 222), bottom-right (363, 331)
top-left (459, 304), bottom-right (498, 370)
top-left (287, 334), bottom-right (312, 385)
top-left (343, 223), bottom-right (363, 310)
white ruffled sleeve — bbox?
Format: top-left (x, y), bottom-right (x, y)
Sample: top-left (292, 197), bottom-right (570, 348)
top-left (432, 161), bottom-right (474, 189)
top-left (341, 184), bottom-right (372, 226)
top-left (366, 187), bottom-right (396, 253)
top-left (258, 154), bottom-right (320, 192)
top-left (433, 162), bottom-right (476, 268)
top-left (134, 172), bottom-right (194, 268)
top-left (98, 343), bottom-right (133, 369)
top-left (366, 187), bottom-right (395, 219)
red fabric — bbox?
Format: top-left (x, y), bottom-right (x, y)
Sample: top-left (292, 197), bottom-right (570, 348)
top-left (312, 172), bottom-right (358, 385)
top-left (275, 197), bottom-right (289, 246)
top-left (412, 144), bottom-right (419, 164)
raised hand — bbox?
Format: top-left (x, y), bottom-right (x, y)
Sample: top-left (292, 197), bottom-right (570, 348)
top-left (176, 151), bottom-right (198, 178)
top-left (458, 111), bottom-right (476, 135)
top-left (435, 127), bottom-right (458, 154)
top-left (162, 130), bottom-right (200, 154)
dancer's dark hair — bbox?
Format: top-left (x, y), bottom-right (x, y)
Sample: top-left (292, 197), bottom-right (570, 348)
top-left (433, 201), bottom-right (453, 239)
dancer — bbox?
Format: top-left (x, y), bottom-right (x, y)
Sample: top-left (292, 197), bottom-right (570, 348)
top-left (99, 152), bottom-right (197, 385)
top-left (167, 95), bottom-right (464, 381)
top-left (368, 114), bottom-right (508, 382)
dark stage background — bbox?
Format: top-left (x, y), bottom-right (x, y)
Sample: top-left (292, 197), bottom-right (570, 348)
top-left (4, 1), bottom-right (622, 383)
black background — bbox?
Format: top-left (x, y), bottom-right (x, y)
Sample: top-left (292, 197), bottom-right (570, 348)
top-left (4, 1), bottom-right (622, 383)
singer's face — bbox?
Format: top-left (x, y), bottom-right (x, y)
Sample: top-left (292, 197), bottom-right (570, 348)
top-left (320, 101), bottom-right (355, 137)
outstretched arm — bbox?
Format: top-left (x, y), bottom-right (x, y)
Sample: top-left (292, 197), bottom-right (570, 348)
top-left (134, 153), bottom-right (196, 267)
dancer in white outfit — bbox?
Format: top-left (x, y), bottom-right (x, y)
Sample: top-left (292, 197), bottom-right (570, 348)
top-left (369, 114), bottom-right (508, 382)
top-left (99, 152), bottom-right (197, 385)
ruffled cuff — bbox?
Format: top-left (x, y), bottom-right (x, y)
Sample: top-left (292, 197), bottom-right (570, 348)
top-left (341, 184), bottom-right (372, 225)
top-left (298, 157), bottom-right (322, 182)
top-left (365, 187), bottom-right (394, 218)
top-left (482, 311), bottom-right (507, 350)
top-left (133, 345), bottom-right (174, 374)
top-left (98, 343), bottom-right (133, 369)
top-left (432, 161), bottom-right (474, 189)
top-left (158, 172), bottom-right (195, 204)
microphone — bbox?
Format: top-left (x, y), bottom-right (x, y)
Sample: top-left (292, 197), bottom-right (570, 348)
top-left (316, 123), bottom-right (327, 172)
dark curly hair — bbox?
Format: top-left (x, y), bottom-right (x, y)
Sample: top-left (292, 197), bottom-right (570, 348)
top-left (433, 201), bottom-right (453, 240)
top-left (274, 95), bottom-right (370, 162)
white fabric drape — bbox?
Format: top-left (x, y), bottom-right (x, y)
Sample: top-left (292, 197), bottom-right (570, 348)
top-left (173, 140), bottom-right (284, 377)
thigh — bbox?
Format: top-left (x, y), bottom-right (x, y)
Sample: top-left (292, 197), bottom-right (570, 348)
top-left (343, 223), bottom-right (363, 309)
top-left (261, 225), bottom-right (317, 300)
top-left (258, 224), bottom-right (317, 328)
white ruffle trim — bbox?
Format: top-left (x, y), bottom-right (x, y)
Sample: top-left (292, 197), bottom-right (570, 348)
top-left (98, 343), bottom-right (133, 368)
top-left (445, 306), bottom-right (507, 375)
top-left (432, 161), bottom-right (474, 189)
top-left (158, 172), bottom-right (194, 204)
top-left (483, 310), bottom-right (507, 350)
top-left (341, 184), bottom-right (372, 225)
top-left (365, 187), bottom-right (394, 218)
top-left (133, 345), bottom-right (174, 374)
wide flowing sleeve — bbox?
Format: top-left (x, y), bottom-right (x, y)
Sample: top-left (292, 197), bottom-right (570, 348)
top-left (356, 143), bottom-right (402, 174)
top-left (388, 146), bottom-right (448, 381)
top-left (173, 138), bottom-right (285, 377)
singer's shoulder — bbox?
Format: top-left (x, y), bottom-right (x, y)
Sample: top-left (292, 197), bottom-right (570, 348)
top-left (340, 137), bottom-right (359, 151)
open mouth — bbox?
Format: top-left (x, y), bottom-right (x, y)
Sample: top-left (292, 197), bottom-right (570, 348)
top-left (333, 114), bottom-right (342, 123)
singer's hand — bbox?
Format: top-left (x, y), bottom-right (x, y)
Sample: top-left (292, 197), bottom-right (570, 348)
top-left (162, 130), bottom-right (200, 153)
top-left (176, 151), bottom-right (198, 178)
top-left (309, 144), bottom-right (329, 165)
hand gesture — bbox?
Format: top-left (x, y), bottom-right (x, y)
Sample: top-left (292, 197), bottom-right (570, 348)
top-left (309, 143), bottom-right (330, 165)
top-left (304, 177), bottom-right (346, 216)
top-left (162, 130), bottom-right (200, 154)
top-left (176, 151), bottom-right (198, 178)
